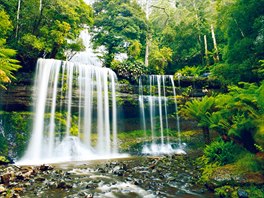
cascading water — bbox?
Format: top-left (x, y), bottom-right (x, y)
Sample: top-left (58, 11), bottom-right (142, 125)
top-left (69, 29), bottom-right (103, 67)
top-left (17, 58), bottom-right (123, 165)
top-left (139, 75), bottom-right (186, 155)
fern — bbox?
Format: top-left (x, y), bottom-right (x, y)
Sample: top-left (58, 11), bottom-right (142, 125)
top-left (0, 39), bottom-right (21, 89)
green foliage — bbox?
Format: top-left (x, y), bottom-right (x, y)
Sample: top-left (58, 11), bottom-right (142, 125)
top-left (202, 140), bottom-right (242, 165)
top-left (180, 96), bottom-right (215, 143)
top-left (208, 82), bottom-right (263, 152)
top-left (128, 40), bottom-right (142, 59)
top-left (0, 8), bottom-right (20, 89)
top-left (0, 112), bottom-right (32, 158)
top-left (0, 155), bottom-right (10, 163)
top-left (0, 0), bottom-right (93, 69)
top-left (149, 0), bottom-right (215, 71)
top-left (0, 8), bottom-right (12, 38)
top-left (92, 0), bottom-right (147, 67)
top-left (214, 185), bottom-right (237, 198)
top-left (212, 0), bottom-right (264, 84)
top-left (112, 59), bottom-right (148, 83)
top-left (198, 162), bottom-right (219, 183)
top-left (148, 42), bottom-right (173, 74)
top-left (235, 153), bottom-right (261, 172)
top-left (246, 186), bottom-right (264, 198)
top-left (0, 39), bottom-right (21, 89)
top-left (174, 65), bottom-right (206, 77)
top-left (181, 96), bottom-right (215, 128)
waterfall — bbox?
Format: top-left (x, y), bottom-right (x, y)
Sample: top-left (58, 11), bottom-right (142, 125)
top-left (139, 75), bottom-right (186, 155)
top-left (69, 29), bottom-right (103, 67)
top-left (18, 58), bottom-right (122, 165)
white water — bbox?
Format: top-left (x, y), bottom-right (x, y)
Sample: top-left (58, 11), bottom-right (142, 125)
top-left (69, 29), bottom-right (103, 67)
top-left (17, 58), bottom-right (125, 165)
top-left (139, 75), bottom-right (186, 155)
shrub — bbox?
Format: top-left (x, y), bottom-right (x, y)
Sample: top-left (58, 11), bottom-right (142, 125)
top-left (202, 140), bottom-right (243, 165)
top-left (215, 186), bottom-right (237, 198)
top-left (112, 60), bottom-right (148, 83)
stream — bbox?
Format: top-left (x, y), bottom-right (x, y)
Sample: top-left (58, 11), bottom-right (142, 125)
top-left (0, 153), bottom-right (214, 198)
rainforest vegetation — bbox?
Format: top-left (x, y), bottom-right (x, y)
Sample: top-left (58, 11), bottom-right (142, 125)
top-left (0, 0), bottom-right (264, 197)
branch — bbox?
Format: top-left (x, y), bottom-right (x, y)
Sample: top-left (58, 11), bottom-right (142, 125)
top-left (150, 5), bottom-right (169, 26)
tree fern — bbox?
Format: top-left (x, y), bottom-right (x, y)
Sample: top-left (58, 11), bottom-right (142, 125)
top-left (0, 39), bottom-right (21, 89)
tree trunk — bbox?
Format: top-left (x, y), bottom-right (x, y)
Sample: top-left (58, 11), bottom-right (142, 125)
top-left (202, 126), bottom-right (210, 144)
top-left (198, 34), bottom-right (204, 66)
top-left (144, 0), bottom-right (150, 67)
top-left (204, 35), bottom-right (209, 66)
top-left (39, 0), bottom-right (42, 13)
top-left (234, 19), bottom-right (245, 38)
top-left (33, 3), bottom-right (44, 35)
top-left (211, 24), bottom-right (219, 63)
top-left (145, 36), bottom-right (149, 66)
top-left (16, 0), bottom-right (22, 39)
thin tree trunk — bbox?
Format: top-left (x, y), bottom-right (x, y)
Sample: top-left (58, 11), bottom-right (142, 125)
top-left (145, 36), bottom-right (149, 66)
top-left (144, 0), bottom-right (150, 67)
top-left (33, 2), bottom-right (44, 35)
top-left (202, 126), bottom-right (210, 144)
top-left (193, 0), bottom-right (204, 66)
top-left (16, 0), bottom-right (22, 39)
top-left (39, 0), bottom-right (42, 13)
top-left (204, 35), bottom-right (209, 66)
top-left (234, 19), bottom-right (245, 38)
top-left (211, 24), bottom-right (219, 63)
top-left (198, 33), bottom-right (204, 66)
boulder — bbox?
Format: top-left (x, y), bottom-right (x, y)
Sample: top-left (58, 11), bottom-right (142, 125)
top-left (206, 164), bottom-right (264, 189)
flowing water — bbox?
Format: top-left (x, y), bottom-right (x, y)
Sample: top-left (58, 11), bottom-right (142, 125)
top-left (17, 59), bottom-right (124, 165)
top-left (139, 75), bottom-right (186, 155)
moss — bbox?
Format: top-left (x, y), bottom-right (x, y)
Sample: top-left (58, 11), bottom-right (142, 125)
top-left (246, 186), bottom-right (264, 198)
top-left (215, 186), bottom-right (238, 198)
top-left (198, 162), bottom-right (220, 183)
top-left (0, 156), bottom-right (10, 163)
top-left (234, 153), bottom-right (262, 173)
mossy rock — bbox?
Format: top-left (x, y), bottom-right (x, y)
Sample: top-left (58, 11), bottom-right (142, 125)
top-left (206, 164), bottom-right (264, 189)
top-left (0, 156), bottom-right (12, 165)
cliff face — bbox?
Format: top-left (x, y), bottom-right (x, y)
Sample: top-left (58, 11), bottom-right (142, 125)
top-left (0, 84), bottom-right (33, 112)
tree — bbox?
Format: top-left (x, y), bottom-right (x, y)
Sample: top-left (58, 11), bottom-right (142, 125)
top-left (0, 0), bottom-right (93, 70)
top-left (180, 96), bottom-right (216, 144)
top-left (148, 42), bottom-right (172, 74)
top-left (209, 83), bottom-right (263, 152)
top-left (212, 0), bottom-right (264, 84)
top-left (91, 0), bottom-right (148, 67)
top-left (0, 8), bottom-right (20, 89)
top-left (148, 0), bottom-right (215, 73)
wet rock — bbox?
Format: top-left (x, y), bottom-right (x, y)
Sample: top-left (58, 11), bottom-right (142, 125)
top-left (35, 176), bottom-right (46, 182)
top-left (166, 176), bottom-right (176, 182)
top-left (114, 170), bottom-right (124, 176)
top-left (242, 172), bottom-right (264, 185)
top-left (1, 173), bottom-right (12, 185)
top-left (237, 189), bottom-right (249, 198)
top-left (97, 168), bottom-right (106, 173)
top-left (86, 181), bottom-right (98, 189)
top-left (39, 164), bottom-right (54, 171)
top-left (13, 187), bottom-right (24, 193)
top-left (207, 164), bottom-right (264, 189)
top-left (0, 184), bottom-right (6, 193)
top-left (133, 179), bottom-right (143, 185)
top-left (86, 194), bottom-right (93, 198)
top-left (113, 165), bottom-right (121, 172)
top-left (57, 181), bottom-right (73, 189)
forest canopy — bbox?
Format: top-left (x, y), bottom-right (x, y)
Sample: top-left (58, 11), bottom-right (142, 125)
top-left (0, 0), bottom-right (263, 86)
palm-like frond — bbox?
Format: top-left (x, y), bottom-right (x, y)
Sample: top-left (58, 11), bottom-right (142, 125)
top-left (0, 39), bottom-right (21, 89)
top-left (180, 96), bottom-right (215, 127)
